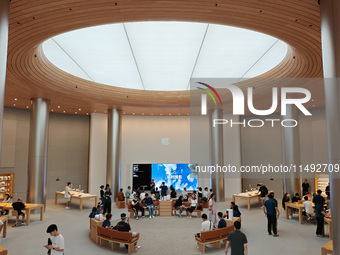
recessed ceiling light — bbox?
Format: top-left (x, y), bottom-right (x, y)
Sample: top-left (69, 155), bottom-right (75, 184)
top-left (13, 104), bottom-right (16, 106)
top-left (86, 113), bottom-right (89, 115)
top-left (26, 106), bottom-right (29, 108)
top-left (151, 113), bottom-right (153, 115)
top-left (51, 109), bottom-right (54, 112)
top-left (58, 106), bottom-right (60, 108)
top-left (63, 110), bottom-right (65, 113)
top-left (160, 114), bottom-right (162, 115)
top-left (79, 108), bottom-right (81, 111)
top-left (133, 113), bottom-right (135, 115)
top-left (169, 114), bottom-right (171, 115)
top-left (123, 112), bottom-right (126, 114)
top-left (313, 105), bottom-right (315, 107)
top-left (75, 112), bottom-right (77, 114)
top-left (14, 98), bottom-right (17, 101)
top-left (311, 99), bottom-right (314, 102)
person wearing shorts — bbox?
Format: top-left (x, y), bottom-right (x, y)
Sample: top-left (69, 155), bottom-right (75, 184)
top-left (112, 213), bottom-right (141, 249)
top-left (65, 182), bottom-right (72, 210)
top-left (12, 198), bottom-right (26, 224)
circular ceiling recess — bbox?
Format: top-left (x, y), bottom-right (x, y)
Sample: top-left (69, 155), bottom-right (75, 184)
top-left (42, 21), bottom-right (288, 91)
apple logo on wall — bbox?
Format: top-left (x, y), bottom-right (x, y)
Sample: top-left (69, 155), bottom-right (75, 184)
top-left (161, 136), bottom-right (170, 146)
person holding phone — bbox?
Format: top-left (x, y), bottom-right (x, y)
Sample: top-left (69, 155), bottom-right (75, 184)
top-left (45, 224), bottom-right (64, 255)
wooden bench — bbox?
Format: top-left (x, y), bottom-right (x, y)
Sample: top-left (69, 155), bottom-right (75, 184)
top-left (116, 198), bottom-right (125, 209)
top-left (97, 226), bottom-right (139, 253)
top-left (172, 201), bottom-right (203, 217)
top-left (127, 200), bottom-right (159, 218)
top-left (0, 245), bottom-right (8, 255)
top-left (195, 225), bottom-right (234, 253)
top-left (321, 240), bottom-right (333, 255)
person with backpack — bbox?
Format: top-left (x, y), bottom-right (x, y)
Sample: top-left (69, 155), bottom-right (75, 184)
top-left (257, 183), bottom-right (268, 207)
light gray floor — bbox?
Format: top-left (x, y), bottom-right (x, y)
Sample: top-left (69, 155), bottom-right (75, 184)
top-left (0, 198), bottom-right (330, 255)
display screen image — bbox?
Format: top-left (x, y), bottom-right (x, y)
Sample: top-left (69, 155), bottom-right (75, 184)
top-left (152, 164), bottom-right (198, 191)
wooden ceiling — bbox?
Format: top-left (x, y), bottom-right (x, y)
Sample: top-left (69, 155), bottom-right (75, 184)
top-left (4, 0), bottom-right (323, 116)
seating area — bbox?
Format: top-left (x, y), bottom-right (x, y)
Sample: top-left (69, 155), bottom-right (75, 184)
top-left (127, 201), bottom-right (160, 218)
top-left (116, 198), bottom-right (125, 209)
top-left (0, 245), bottom-right (7, 255)
top-left (321, 241), bottom-right (333, 255)
top-left (195, 225), bottom-right (234, 253)
top-left (97, 226), bottom-right (139, 253)
top-left (172, 201), bottom-right (203, 217)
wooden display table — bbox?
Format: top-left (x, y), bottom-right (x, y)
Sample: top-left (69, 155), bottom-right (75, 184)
top-left (0, 216), bottom-right (7, 238)
top-left (232, 191), bottom-right (260, 211)
top-left (159, 200), bottom-right (172, 216)
top-left (321, 240), bottom-right (333, 255)
top-left (55, 191), bottom-right (98, 211)
top-left (90, 218), bottom-right (103, 244)
top-left (224, 217), bottom-right (240, 228)
top-left (0, 203), bottom-right (43, 226)
top-left (324, 217), bottom-right (332, 240)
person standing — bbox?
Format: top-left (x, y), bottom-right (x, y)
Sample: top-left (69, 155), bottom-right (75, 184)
top-left (313, 189), bottom-right (326, 236)
top-left (257, 183), bottom-right (268, 207)
top-left (150, 179), bottom-right (156, 192)
top-left (64, 182), bottom-right (72, 210)
top-left (99, 185), bottom-right (105, 205)
top-left (302, 179), bottom-right (310, 195)
top-left (45, 224), bottom-right (64, 255)
top-left (209, 193), bottom-right (217, 226)
top-left (225, 221), bottom-right (248, 255)
top-left (160, 182), bottom-right (168, 200)
top-left (125, 186), bottom-right (131, 204)
top-left (103, 188), bottom-right (112, 214)
top-left (325, 183), bottom-right (330, 198)
top-left (263, 193), bottom-right (280, 237)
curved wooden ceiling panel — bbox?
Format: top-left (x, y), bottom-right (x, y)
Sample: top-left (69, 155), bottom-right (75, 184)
top-left (5, 0), bottom-right (323, 115)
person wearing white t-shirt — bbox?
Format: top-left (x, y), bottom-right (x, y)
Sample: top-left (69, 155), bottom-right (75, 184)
top-left (186, 195), bottom-right (197, 218)
top-left (302, 196), bottom-right (314, 220)
top-left (45, 224), bottom-right (64, 255)
top-left (64, 182), bottom-right (72, 210)
top-left (195, 214), bottom-right (213, 238)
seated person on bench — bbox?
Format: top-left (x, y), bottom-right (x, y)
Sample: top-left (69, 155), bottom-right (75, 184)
top-left (12, 198), bottom-right (26, 224)
top-left (117, 188), bottom-right (125, 201)
top-left (175, 196), bottom-right (186, 217)
top-left (112, 213), bottom-right (141, 249)
top-left (102, 213), bottom-right (112, 228)
top-left (131, 195), bottom-right (144, 220)
top-left (186, 194), bottom-right (198, 218)
top-left (195, 213), bottom-right (213, 238)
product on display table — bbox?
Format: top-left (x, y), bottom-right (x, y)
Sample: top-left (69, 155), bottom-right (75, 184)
top-left (55, 191), bottom-right (98, 211)
top-left (232, 191), bottom-right (261, 211)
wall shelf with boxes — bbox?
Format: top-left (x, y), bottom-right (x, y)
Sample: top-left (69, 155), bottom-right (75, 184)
top-left (314, 173), bottom-right (329, 194)
top-left (0, 173), bottom-right (14, 199)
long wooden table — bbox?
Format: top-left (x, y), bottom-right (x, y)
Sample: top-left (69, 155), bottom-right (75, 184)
top-left (0, 216), bottom-right (8, 238)
top-left (232, 191), bottom-right (261, 211)
top-left (224, 217), bottom-right (240, 227)
top-left (55, 191), bottom-right (98, 211)
top-left (0, 203), bottom-right (44, 226)
top-left (324, 217), bottom-right (332, 240)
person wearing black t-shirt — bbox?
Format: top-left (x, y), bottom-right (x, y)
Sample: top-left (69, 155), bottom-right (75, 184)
top-left (225, 221), bottom-right (248, 255)
top-left (99, 185), bottom-right (105, 205)
top-left (302, 179), bottom-right (309, 195)
top-left (313, 190), bottom-right (326, 236)
top-left (12, 198), bottom-right (26, 224)
top-left (174, 196), bottom-right (186, 217)
top-left (112, 213), bottom-right (140, 249)
top-left (325, 183), bottom-right (330, 198)
top-left (257, 184), bottom-right (268, 206)
top-left (131, 195), bottom-right (144, 220)
top-left (291, 193), bottom-right (301, 203)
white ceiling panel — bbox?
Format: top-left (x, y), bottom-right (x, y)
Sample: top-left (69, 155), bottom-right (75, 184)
top-left (192, 24), bottom-right (281, 78)
top-left (42, 22), bottom-right (288, 91)
top-left (42, 39), bottom-right (90, 80)
top-left (124, 22), bottom-right (208, 91)
top-left (50, 24), bottom-right (144, 90)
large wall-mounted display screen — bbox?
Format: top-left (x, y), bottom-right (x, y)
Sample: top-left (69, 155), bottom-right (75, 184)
top-left (133, 164), bottom-right (198, 191)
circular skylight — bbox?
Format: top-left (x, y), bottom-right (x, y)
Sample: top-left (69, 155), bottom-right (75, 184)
top-left (42, 22), bottom-right (288, 91)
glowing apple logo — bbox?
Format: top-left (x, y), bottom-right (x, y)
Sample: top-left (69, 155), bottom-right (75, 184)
top-left (161, 136), bottom-right (170, 146)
